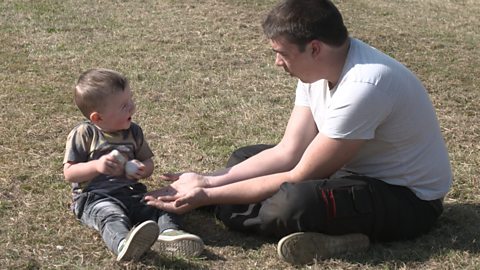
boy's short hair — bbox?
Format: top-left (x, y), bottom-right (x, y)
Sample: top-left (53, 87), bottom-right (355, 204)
top-left (262, 0), bottom-right (348, 51)
top-left (74, 68), bottom-right (129, 118)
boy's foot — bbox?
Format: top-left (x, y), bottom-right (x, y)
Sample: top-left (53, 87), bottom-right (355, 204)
top-left (277, 232), bottom-right (370, 265)
top-left (153, 229), bottom-right (204, 257)
top-left (116, 220), bottom-right (160, 261)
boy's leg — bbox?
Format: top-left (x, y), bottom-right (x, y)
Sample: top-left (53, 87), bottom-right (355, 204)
top-left (116, 220), bottom-right (159, 261)
top-left (76, 192), bottom-right (159, 261)
top-left (127, 185), bottom-right (183, 232)
top-left (129, 192), bottom-right (204, 257)
top-left (77, 194), bottom-right (130, 253)
top-left (154, 212), bottom-right (204, 257)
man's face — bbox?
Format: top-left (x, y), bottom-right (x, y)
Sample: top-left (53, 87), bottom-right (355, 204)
top-left (270, 37), bottom-right (315, 83)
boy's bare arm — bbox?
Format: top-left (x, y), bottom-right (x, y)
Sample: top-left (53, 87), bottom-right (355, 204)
top-left (63, 153), bottom-right (124, 183)
top-left (141, 158), bottom-right (154, 179)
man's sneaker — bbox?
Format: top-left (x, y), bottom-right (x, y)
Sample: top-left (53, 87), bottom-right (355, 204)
top-left (116, 220), bottom-right (160, 261)
top-left (277, 232), bottom-right (369, 265)
top-left (153, 229), bottom-right (204, 257)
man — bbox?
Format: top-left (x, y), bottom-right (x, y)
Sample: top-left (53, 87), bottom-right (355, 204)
top-left (145, 0), bottom-right (452, 265)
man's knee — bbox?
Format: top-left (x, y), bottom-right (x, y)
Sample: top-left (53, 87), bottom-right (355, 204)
top-left (258, 181), bottom-right (322, 237)
top-left (215, 204), bottom-right (263, 233)
top-left (226, 144), bottom-right (274, 167)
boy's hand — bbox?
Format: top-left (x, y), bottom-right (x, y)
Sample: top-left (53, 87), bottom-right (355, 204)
top-left (125, 159), bottom-right (146, 180)
top-left (96, 153), bottom-right (125, 176)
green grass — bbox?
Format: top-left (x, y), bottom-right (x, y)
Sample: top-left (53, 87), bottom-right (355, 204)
top-left (1, 0), bottom-right (479, 269)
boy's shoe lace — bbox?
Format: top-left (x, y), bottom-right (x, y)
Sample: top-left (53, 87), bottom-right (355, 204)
top-left (153, 229), bottom-right (204, 257)
top-left (277, 232), bottom-right (370, 265)
top-left (116, 220), bottom-right (160, 261)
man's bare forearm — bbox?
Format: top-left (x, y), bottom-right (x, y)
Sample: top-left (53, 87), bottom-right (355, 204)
top-left (204, 145), bottom-right (298, 188)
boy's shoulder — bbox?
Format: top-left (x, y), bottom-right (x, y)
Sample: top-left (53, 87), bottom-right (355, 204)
top-left (129, 121), bottom-right (142, 130)
top-left (68, 120), bottom-right (99, 137)
top-left (128, 122), bottom-right (145, 139)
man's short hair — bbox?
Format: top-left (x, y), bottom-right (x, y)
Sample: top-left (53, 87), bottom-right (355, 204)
top-left (74, 68), bottom-right (129, 118)
top-left (262, 0), bottom-right (348, 51)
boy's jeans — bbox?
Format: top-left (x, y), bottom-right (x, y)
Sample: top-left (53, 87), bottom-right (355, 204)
top-left (73, 184), bottom-right (180, 254)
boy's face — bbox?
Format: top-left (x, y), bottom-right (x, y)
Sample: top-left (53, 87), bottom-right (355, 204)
top-left (93, 87), bottom-right (136, 132)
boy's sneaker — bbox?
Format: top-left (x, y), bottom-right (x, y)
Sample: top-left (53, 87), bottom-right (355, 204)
top-left (116, 220), bottom-right (160, 261)
top-left (277, 232), bottom-right (370, 265)
top-left (153, 229), bottom-right (204, 257)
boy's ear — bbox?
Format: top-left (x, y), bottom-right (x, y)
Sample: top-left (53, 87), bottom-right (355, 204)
top-left (89, 112), bottom-right (101, 123)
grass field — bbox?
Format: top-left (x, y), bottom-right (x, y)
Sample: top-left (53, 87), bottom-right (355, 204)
top-left (1, 0), bottom-right (479, 269)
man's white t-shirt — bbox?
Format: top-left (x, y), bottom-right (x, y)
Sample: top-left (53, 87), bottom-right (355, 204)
top-left (295, 38), bottom-right (452, 200)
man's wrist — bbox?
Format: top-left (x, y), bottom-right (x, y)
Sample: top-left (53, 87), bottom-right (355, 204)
top-left (202, 175), bottom-right (213, 188)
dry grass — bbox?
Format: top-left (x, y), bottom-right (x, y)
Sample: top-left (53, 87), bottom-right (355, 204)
top-left (0, 0), bottom-right (479, 269)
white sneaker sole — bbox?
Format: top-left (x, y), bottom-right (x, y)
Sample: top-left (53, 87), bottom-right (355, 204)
top-left (154, 233), bottom-right (204, 257)
top-left (116, 221), bottom-right (160, 261)
top-left (277, 232), bottom-right (369, 265)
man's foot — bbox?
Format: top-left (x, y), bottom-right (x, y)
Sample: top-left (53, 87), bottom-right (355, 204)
top-left (277, 232), bottom-right (370, 265)
top-left (153, 229), bottom-right (204, 257)
top-left (116, 220), bottom-right (160, 261)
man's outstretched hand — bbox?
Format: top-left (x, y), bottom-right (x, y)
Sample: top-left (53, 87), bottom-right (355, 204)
top-left (144, 172), bottom-right (210, 214)
top-left (144, 187), bottom-right (208, 214)
top-left (145, 185), bottom-right (179, 202)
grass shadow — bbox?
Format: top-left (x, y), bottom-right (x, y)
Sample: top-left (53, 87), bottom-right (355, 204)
top-left (333, 202), bottom-right (480, 266)
top-left (183, 209), bottom-right (276, 250)
top-left (184, 203), bottom-right (480, 267)
top-left (139, 250), bottom-right (210, 270)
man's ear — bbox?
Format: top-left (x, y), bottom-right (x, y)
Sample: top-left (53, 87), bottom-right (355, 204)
top-left (90, 111), bottom-right (101, 123)
top-left (310, 40), bottom-right (322, 58)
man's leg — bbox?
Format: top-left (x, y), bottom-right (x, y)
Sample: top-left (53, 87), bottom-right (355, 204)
top-left (215, 177), bottom-right (375, 238)
top-left (265, 176), bottom-right (442, 264)
top-left (225, 144), bottom-right (275, 168)
top-left (216, 176), bottom-right (441, 264)
top-left (256, 176), bottom-right (442, 240)
top-left (215, 144), bottom-right (275, 232)
top-left (220, 144), bottom-right (442, 240)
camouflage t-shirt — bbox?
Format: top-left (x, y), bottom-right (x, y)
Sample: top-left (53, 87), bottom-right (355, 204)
top-left (63, 120), bottom-right (154, 196)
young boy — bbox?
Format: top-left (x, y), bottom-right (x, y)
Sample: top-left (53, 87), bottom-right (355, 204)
top-left (63, 68), bottom-right (203, 261)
